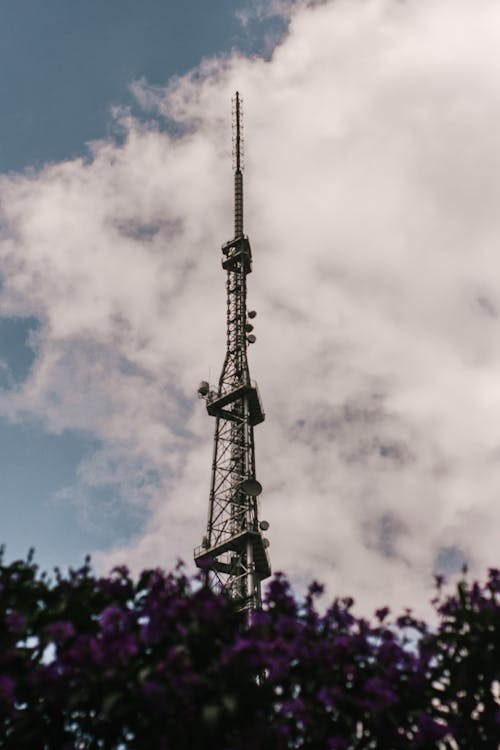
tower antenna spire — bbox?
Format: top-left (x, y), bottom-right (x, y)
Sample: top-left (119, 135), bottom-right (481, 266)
top-left (195, 93), bottom-right (271, 617)
top-left (233, 91), bottom-right (244, 237)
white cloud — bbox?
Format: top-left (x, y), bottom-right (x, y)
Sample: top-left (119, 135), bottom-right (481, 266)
top-left (1, 0), bottom-right (500, 615)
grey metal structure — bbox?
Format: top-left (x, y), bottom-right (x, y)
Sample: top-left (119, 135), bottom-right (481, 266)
top-left (194, 92), bottom-right (271, 614)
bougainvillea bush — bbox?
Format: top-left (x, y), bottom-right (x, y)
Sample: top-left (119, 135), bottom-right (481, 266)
top-left (0, 548), bottom-right (498, 749)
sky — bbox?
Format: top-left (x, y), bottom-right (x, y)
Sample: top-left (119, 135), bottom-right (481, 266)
top-left (1, 0), bottom-right (499, 617)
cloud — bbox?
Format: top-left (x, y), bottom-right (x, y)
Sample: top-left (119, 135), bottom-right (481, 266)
top-left (1, 0), bottom-right (500, 615)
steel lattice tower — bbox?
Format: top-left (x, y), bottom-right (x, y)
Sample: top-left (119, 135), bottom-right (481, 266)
top-left (194, 92), bottom-right (271, 615)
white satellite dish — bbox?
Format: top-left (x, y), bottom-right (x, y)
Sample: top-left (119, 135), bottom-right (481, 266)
top-left (197, 381), bottom-right (210, 396)
top-left (239, 478), bottom-right (263, 496)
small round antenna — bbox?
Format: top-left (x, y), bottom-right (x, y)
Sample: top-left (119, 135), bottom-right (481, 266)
top-left (197, 381), bottom-right (210, 397)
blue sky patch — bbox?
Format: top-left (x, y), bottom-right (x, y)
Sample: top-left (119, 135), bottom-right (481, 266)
top-left (0, 316), bottom-right (39, 389)
top-left (0, 418), bottom-right (150, 574)
top-left (435, 546), bottom-right (469, 576)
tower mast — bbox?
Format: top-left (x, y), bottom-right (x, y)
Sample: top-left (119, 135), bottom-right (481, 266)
top-left (195, 92), bottom-right (271, 615)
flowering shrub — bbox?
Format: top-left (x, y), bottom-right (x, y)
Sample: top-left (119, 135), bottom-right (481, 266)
top-left (0, 547), bottom-right (498, 749)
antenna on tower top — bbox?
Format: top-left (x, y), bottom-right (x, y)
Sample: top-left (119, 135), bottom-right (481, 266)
top-left (232, 91), bottom-right (244, 237)
top-left (232, 91), bottom-right (244, 172)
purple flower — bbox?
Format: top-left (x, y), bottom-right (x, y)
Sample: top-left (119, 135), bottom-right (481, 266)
top-left (99, 606), bottom-right (128, 631)
top-left (328, 737), bottom-right (348, 750)
top-left (318, 686), bottom-right (340, 710)
top-left (308, 580), bottom-right (324, 597)
top-left (97, 572), bottom-right (132, 599)
top-left (364, 676), bottom-right (398, 710)
top-left (438, 595), bottom-right (458, 616)
top-left (112, 633), bottom-right (138, 661)
top-left (198, 594), bottom-right (225, 622)
top-left (333, 634), bottom-right (351, 650)
top-left (249, 609), bottom-right (270, 628)
top-left (45, 620), bottom-right (75, 643)
top-left (267, 651), bottom-right (291, 681)
top-left (5, 611), bottom-right (25, 634)
top-left (0, 675), bottom-right (15, 707)
top-left (415, 714), bottom-right (449, 742)
top-left (378, 640), bottom-right (403, 666)
top-left (66, 634), bottom-right (104, 667)
top-left (375, 606), bottom-right (390, 622)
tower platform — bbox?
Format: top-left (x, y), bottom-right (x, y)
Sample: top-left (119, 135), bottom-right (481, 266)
top-left (194, 529), bottom-right (271, 580)
top-left (221, 235), bottom-right (252, 273)
top-left (206, 382), bottom-right (265, 425)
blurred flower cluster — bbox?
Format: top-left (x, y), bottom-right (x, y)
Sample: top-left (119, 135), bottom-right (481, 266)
top-left (0, 547), bottom-right (498, 749)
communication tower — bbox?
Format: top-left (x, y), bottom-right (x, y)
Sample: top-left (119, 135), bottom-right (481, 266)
top-left (194, 92), bottom-right (271, 615)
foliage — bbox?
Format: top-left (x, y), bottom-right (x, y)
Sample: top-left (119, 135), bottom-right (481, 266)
top-left (0, 547), bottom-right (498, 749)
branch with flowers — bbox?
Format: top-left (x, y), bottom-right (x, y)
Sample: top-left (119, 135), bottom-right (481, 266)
top-left (0, 547), bottom-right (498, 749)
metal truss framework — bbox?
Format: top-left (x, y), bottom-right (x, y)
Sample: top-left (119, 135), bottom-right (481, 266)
top-left (194, 93), bottom-right (271, 615)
